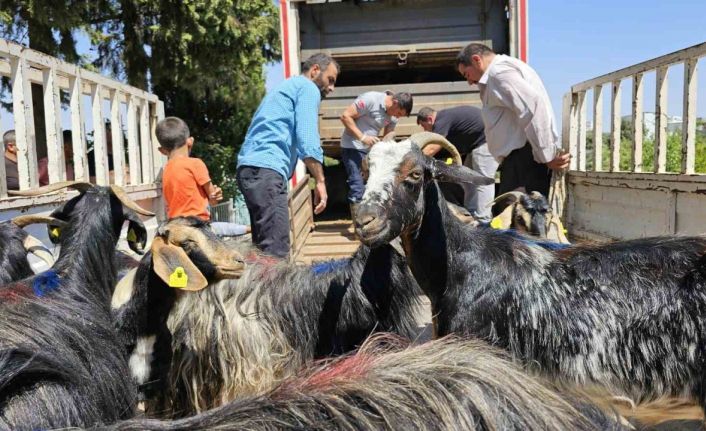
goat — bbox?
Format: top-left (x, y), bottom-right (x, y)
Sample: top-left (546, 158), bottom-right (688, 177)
top-left (111, 217), bottom-right (245, 405)
top-left (490, 190), bottom-right (570, 244)
top-left (99, 336), bottom-right (625, 431)
top-left (0, 215), bottom-right (61, 284)
top-left (355, 132), bottom-right (706, 416)
top-left (111, 217), bottom-right (421, 417)
top-left (0, 181), bottom-right (154, 430)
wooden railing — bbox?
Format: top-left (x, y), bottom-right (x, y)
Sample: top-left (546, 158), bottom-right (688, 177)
top-left (0, 39), bottom-right (166, 205)
top-left (563, 42), bottom-right (705, 174)
top-left (288, 174), bottom-right (314, 261)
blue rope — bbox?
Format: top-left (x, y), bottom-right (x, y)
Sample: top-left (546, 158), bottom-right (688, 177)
top-left (312, 258), bottom-right (350, 275)
top-left (32, 270), bottom-right (61, 297)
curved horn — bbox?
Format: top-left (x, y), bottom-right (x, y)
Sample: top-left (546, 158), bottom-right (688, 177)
top-left (109, 185), bottom-right (155, 217)
top-left (7, 181), bottom-right (92, 197)
top-left (23, 235), bottom-right (55, 267)
top-left (486, 191), bottom-right (526, 208)
top-left (381, 131), bottom-right (397, 142)
top-left (11, 215), bottom-right (68, 229)
top-left (409, 132), bottom-right (463, 166)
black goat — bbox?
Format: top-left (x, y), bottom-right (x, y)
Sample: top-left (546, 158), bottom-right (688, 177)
top-left (98, 336), bottom-right (625, 431)
top-left (111, 217), bottom-right (421, 417)
top-left (0, 215), bottom-right (61, 284)
top-left (355, 135), bottom-right (706, 414)
top-left (0, 181), bottom-right (153, 430)
top-left (491, 190), bottom-right (550, 237)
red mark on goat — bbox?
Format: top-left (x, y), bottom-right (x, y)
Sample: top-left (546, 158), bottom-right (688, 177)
top-left (0, 282), bottom-right (31, 302)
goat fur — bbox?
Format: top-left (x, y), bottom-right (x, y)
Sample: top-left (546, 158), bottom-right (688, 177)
top-left (100, 336), bottom-right (625, 431)
top-left (0, 188), bottom-right (145, 429)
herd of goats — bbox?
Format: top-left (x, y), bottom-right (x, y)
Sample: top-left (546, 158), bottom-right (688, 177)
top-left (0, 132), bottom-right (706, 430)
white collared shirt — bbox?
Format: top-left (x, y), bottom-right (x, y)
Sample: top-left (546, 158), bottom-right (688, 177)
top-left (477, 54), bottom-right (560, 164)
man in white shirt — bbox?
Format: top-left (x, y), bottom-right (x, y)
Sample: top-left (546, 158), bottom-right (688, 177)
top-left (455, 43), bottom-right (570, 197)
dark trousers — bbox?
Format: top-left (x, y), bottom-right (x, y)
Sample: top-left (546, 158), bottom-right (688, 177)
top-left (236, 166), bottom-right (289, 259)
top-left (498, 143), bottom-right (551, 197)
top-left (341, 148), bottom-right (368, 203)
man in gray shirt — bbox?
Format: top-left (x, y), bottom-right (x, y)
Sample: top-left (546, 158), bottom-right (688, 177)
top-left (339, 91), bottom-right (413, 216)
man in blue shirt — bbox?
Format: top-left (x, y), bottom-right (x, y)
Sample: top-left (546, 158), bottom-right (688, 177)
top-left (237, 53), bottom-right (339, 259)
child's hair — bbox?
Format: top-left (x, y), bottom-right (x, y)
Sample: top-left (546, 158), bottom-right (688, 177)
top-left (156, 116), bottom-right (190, 151)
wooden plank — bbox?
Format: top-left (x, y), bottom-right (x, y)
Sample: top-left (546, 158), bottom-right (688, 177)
top-left (151, 101), bottom-right (167, 175)
top-left (577, 91), bottom-right (587, 172)
top-left (126, 95), bottom-right (141, 185)
top-left (561, 92), bottom-right (571, 153)
top-left (11, 56), bottom-right (39, 189)
top-left (593, 85), bottom-right (603, 171)
top-left (291, 184), bottom-right (311, 213)
top-left (111, 89), bottom-right (126, 186)
top-left (631, 73), bottom-right (644, 172)
top-left (610, 80), bottom-right (622, 172)
top-left (43, 66), bottom-right (66, 183)
top-left (571, 41), bottom-right (706, 92)
top-left (69, 74), bottom-right (88, 181)
top-left (301, 244), bottom-right (360, 255)
top-left (306, 235), bottom-right (358, 245)
top-left (91, 82), bottom-right (109, 185)
top-left (681, 58), bottom-right (697, 174)
top-left (0, 103), bottom-right (6, 197)
top-left (140, 99), bottom-right (154, 183)
top-left (654, 66), bottom-right (669, 173)
top-left (568, 92), bottom-right (578, 170)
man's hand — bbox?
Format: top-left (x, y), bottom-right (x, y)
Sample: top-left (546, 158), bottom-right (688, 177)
top-left (313, 180), bottom-right (328, 215)
top-left (547, 151), bottom-right (571, 171)
top-left (361, 135), bottom-right (380, 147)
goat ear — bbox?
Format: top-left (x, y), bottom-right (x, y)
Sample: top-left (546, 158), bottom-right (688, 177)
top-left (123, 209), bottom-right (148, 254)
top-left (426, 158), bottom-right (495, 185)
top-left (151, 236), bottom-right (208, 291)
top-left (490, 203), bottom-right (514, 229)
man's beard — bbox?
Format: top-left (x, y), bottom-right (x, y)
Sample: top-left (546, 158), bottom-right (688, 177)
top-left (314, 74), bottom-right (328, 99)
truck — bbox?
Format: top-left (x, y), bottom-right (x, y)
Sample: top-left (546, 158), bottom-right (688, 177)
top-left (279, 0), bottom-right (528, 197)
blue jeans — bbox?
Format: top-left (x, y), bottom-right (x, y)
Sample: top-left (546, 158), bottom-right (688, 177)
top-left (341, 148), bottom-right (368, 203)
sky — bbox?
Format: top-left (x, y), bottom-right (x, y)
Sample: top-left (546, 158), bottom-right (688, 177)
top-left (265, 0), bottom-right (706, 130)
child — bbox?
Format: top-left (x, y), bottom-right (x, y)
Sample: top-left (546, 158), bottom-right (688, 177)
top-left (156, 116), bottom-right (250, 237)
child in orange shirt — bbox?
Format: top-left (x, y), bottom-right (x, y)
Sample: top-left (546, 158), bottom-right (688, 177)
top-left (156, 116), bottom-right (250, 236)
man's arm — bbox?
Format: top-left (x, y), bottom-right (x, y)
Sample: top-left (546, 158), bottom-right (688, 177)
top-left (493, 70), bottom-right (568, 169)
top-left (303, 157), bottom-right (327, 215)
top-left (340, 97), bottom-right (378, 147)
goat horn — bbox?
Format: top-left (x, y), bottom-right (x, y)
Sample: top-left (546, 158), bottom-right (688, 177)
top-left (409, 132), bottom-right (463, 166)
top-left (7, 181), bottom-right (93, 196)
top-left (23, 235), bottom-right (55, 267)
top-left (486, 191), bottom-right (525, 208)
top-left (109, 185), bottom-right (155, 217)
top-left (381, 131), bottom-right (397, 142)
top-left (11, 215), bottom-right (68, 229)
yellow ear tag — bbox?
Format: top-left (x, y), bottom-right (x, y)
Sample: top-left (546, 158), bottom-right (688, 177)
top-left (490, 216), bottom-right (504, 229)
top-left (127, 228), bottom-right (137, 243)
top-left (445, 157), bottom-right (453, 165)
top-left (168, 267), bottom-right (188, 289)
top-left (50, 227), bottom-right (61, 239)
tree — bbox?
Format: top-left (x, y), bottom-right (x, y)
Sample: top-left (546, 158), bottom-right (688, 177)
top-left (0, 0), bottom-right (280, 198)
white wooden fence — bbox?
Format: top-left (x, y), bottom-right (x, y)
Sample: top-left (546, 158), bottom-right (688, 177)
top-left (562, 42), bottom-right (706, 240)
top-left (0, 38), bottom-right (166, 210)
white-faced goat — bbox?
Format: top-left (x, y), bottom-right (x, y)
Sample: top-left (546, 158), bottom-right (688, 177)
top-left (0, 181), bottom-right (153, 430)
top-left (111, 217), bottom-right (421, 416)
top-left (0, 215), bottom-right (62, 284)
top-left (98, 336), bottom-right (625, 431)
top-left (355, 132), bottom-right (706, 414)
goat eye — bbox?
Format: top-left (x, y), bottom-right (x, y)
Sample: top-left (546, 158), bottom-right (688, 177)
top-left (409, 171), bottom-right (422, 181)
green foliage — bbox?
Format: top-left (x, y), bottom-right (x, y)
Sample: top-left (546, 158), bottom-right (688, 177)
top-left (1, 0), bottom-right (280, 198)
top-left (585, 123), bottom-right (706, 174)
